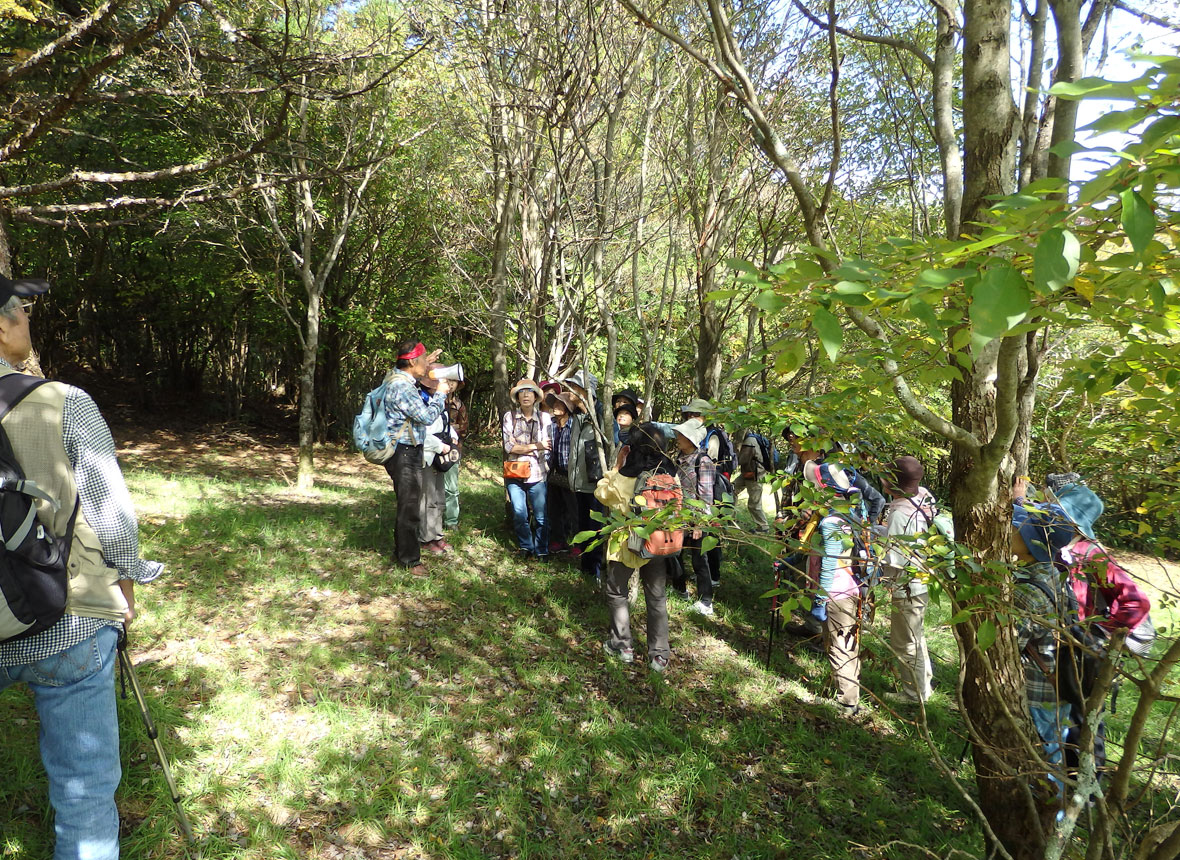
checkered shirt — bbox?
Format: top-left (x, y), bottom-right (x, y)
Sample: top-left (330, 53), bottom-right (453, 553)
top-left (551, 420), bottom-right (572, 471)
top-left (0, 363), bottom-right (163, 666)
top-left (383, 369), bottom-right (445, 446)
top-left (676, 450), bottom-right (715, 513)
top-left (1014, 562), bottom-right (1060, 707)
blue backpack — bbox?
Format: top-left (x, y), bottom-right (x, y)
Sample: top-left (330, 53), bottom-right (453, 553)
top-left (353, 383), bottom-right (395, 464)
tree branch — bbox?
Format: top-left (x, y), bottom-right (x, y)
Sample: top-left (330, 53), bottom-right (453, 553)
top-left (0, 0), bottom-right (123, 89)
top-left (790, 0), bottom-right (936, 71)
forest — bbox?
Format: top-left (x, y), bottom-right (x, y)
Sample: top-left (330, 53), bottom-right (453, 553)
top-left (2, 0), bottom-right (1180, 858)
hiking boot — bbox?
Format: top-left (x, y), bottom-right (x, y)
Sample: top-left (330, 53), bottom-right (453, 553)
top-left (883, 690), bottom-right (922, 706)
top-left (422, 541), bottom-right (447, 556)
top-left (434, 539), bottom-right (453, 553)
top-left (603, 641), bottom-right (634, 664)
top-left (650, 654), bottom-right (670, 673)
top-left (710, 578), bottom-right (721, 589)
top-left (672, 589), bottom-right (690, 601)
top-left (408, 563), bottom-right (428, 577)
top-left (689, 600), bottom-right (715, 617)
top-left (841, 704), bottom-right (862, 719)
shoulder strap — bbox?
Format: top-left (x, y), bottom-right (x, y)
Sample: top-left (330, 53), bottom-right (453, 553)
top-left (0, 373), bottom-right (50, 420)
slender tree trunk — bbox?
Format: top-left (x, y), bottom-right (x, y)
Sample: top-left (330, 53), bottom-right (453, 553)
top-left (0, 207), bottom-right (10, 276)
top-left (297, 281), bottom-right (321, 490)
top-left (934, 3), bottom-right (963, 238)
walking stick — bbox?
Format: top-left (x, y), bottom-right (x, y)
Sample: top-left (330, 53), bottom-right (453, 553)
top-left (117, 635), bottom-right (195, 845)
top-left (766, 556), bottom-right (783, 669)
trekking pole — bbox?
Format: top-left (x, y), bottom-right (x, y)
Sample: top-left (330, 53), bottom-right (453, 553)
top-left (767, 557), bottom-right (783, 669)
top-left (117, 635), bottom-right (195, 845)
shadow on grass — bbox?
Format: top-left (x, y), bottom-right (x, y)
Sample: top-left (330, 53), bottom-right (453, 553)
top-left (2, 446), bottom-right (983, 860)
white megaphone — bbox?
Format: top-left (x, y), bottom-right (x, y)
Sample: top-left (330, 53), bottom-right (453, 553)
top-left (430, 363), bottom-right (465, 383)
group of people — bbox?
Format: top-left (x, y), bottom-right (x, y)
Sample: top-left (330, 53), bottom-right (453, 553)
top-left (368, 338), bottom-right (1161, 821)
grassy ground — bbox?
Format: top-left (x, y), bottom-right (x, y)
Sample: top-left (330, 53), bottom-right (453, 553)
top-left (0, 430), bottom-right (1175, 859)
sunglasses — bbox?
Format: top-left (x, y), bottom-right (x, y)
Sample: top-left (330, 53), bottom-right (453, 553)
top-left (18, 300), bottom-right (35, 318)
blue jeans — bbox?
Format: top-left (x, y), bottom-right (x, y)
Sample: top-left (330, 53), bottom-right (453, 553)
top-left (0, 625), bottom-right (122, 860)
top-left (1030, 703), bottom-right (1072, 808)
top-left (506, 479), bottom-right (548, 556)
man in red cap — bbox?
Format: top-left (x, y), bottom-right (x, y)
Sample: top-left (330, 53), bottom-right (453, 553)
top-left (383, 339), bottom-right (451, 575)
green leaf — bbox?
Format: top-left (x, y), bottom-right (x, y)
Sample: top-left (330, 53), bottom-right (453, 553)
top-left (909, 298), bottom-right (942, 338)
top-left (705, 288), bottom-right (742, 302)
top-left (1083, 107), bottom-right (1150, 134)
top-left (571, 530), bottom-right (598, 545)
top-left (701, 536), bottom-right (718, 553)
top-left (1121, 189), bottom-right (1154, 256)
top-left (916, 268), bottom-right (971, 288)
top-left (774, 339), bottom-right (807, 375)
top-left (1032, 228), bottom-right (1080, 293)
top-left (812, 307), bottom-right (843, 362)
top-left (834, 280), bottom-right (870, 295)
top-left (969, 262), bottom-right (1030, 346)
top-left (725, 259), bottom-right (759, 275)
top-left (753, 289), bottom-right (789, 313)
top-left (976, 618), bottom-right (997, 651)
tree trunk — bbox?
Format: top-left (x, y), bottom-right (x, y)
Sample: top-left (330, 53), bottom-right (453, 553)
top-left (297, 282), bottom-right (320, 491)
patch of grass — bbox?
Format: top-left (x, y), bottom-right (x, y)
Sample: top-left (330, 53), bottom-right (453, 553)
top-left (0, 437), bottom-right (1173, 859)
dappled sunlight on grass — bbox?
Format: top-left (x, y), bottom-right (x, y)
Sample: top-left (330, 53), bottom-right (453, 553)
top-left (1, 438), bottom-right (1012, 859)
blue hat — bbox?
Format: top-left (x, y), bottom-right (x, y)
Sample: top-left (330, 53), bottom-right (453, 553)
top-left (1054, 483), bottom-right (1103, 540)
top-left (1012, 502), bottom-right (1076, 563)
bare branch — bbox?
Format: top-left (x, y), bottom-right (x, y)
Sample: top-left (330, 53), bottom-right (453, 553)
top-left (0, 95), bottom-right (290, 199)
top-left (0, 0), bottom-right (190, 165)
top-left (0, 0), bottom-right (123, 89)
top-left (790, 0), bottom-right (936, 71)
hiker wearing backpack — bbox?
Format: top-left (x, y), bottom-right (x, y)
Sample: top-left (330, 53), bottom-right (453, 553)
top-left (502, 379), bottom-right (552, 560)
top-left (802, 460), bottom-right (868, 717)
top-left (879, 456), bottom-right (937, 703)
top-left (671, 417), bottom-right (718, 616)
top-left (681, 398), bottom-right (731, 587)
top-left (1011, 495), bottom-right (1078, 810)
top-left (383, 341), bottom-right (451, 576)
top-left (595, 423), bottom-right (680, 672)
top-left (734, 429), bottom-right (775, 533)
top-left (0, 273), bottom-right (164, 860)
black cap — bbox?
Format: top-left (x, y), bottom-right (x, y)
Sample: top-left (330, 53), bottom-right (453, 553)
top-left (0, 273), bottom-right (51, 305)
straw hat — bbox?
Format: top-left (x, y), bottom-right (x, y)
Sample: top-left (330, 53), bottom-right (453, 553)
top-left (680, 397), bottom-right (713, 414)
top-left (509, 379), bottom-right (543, 403)
top-left (545, 391), bottom-right (577, 415)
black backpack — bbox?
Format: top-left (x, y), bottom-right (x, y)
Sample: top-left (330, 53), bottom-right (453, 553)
top-left (1017, 572), bottom-right (1106, 715)
top-left (701, 426), bottom-right (735, 476)
top-left (0, 374), bottom-right (79, 643)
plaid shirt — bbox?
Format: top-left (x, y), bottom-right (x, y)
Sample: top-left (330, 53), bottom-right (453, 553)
top-left (0, 362), bottom-right (164, 666)
top-left (383, 369), bottom-right (445, 446)
top-left (551, 419), bottom-right (572, 471)
top-left (502, 408), bottom-right (551, 484)
top-left (676, 450), bottom-right (715, 514)
top-left (1014, 562), bottom-right (1060, 707)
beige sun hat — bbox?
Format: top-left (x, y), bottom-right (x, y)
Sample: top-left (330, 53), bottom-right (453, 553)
top-left (509, 379), bottom-right (543, 403)
top-left (672, 417), bottom-right (706, 447)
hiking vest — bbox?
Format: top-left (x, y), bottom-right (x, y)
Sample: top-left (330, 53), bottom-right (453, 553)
top-left (0, 370), bottom-right (127, 623)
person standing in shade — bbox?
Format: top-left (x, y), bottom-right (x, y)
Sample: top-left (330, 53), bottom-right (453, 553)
top-left (502, 379), bottom-right (552, 559)
top-left (596, 423), bottom-right (677, 672)
top-left (803, 460), bottom-right (865, 718)
top-left (0, 272), bottom-right (164, 860)
top-left (443, 379), bottom-right (468, 530)
top-left (383, 340), bottom-right (450, 576)
top-left (880, 456), bottom-right (936, 703)
top-left (545, 390), bottom-right (578, 553)
top-left (671, 417), bottom-right (717, 616)
top-left (418, 369), bottom-right (455, 556)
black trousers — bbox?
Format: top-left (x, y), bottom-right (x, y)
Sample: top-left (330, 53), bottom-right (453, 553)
top-left (384, 443), bottom-right (424, 566)
top-left (575, 491), bottom-right (605, 578)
